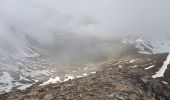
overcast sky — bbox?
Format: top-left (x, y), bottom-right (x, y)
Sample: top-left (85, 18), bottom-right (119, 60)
top-left (0, 0), bottom-right (170, 43)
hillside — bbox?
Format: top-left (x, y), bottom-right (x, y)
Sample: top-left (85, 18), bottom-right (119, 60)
top-left (1, 47), bottom-right (170, 100)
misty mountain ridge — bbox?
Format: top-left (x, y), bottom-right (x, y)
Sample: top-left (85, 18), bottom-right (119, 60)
top-left (0, 0), bottom-right (170, 99)
top-left (1, 34), bottom-right (170, 99)
top-left (0, 33), bottom-right (170, 93)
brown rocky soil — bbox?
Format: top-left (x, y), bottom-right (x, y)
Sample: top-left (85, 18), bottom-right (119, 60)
top-left (0, 52), bottom-right (170, 100)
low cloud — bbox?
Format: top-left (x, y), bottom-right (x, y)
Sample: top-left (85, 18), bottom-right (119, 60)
top-left (0, 0), bottom-right (169, 44)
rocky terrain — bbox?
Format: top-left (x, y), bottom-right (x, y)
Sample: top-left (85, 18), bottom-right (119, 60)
top-left (0, 0), bottom-right (170, 99)
top-left (0, 47), bottom-right (170, 100)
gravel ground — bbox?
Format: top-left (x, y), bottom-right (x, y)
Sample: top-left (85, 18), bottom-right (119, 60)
top-left (0, 53), bottom-right (170, 100)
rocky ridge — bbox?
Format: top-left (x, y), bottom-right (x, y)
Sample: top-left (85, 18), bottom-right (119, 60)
top-left (0, 51), bottom-right (170, 100)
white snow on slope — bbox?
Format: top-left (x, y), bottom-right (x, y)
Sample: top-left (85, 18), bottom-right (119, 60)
top-left (40, 76), bottom-right (61, 86)
top-left (130, 60), bottom-right (135, 63)
top-left (91, 71), bottom-right (96, 74)
top-left (0, 72), bottom-right (14, 93)
top-left (40, 75), bottom-right (75, 86)
top-left (162, 81), bottom-right (168, 85)
top-left (118, 65), bottom-right (122, 68)
top-left (82, 73), bottom-right (88, 76)
top-left (152, 53), bottom-right (170, 78)
top-left (40, 72), bottom-right (91, 86)
top-left (136, 37), bottom-right (170, 54)
top-left (145, 65), bottom-right (155, 70)
top-left (14, 82), bottom-right (33, 90)
top-left (0, 44), bottom-right (53, 93)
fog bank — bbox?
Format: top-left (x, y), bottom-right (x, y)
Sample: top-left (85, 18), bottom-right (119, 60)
top-left (0, 0), bottom-right (170, 44)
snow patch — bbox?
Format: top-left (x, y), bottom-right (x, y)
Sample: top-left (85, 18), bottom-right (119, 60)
top-left (136, 37), bottom-right (170, 54)
top-left (76, 76), bottom-right (83, 78)
top-left (91, 72), bottom-right (96, 74)
top-left (0, 72), bottom-right (14, 92)
top-left (145, 65), bottom-right (155, 70)
top-left (40, 76), bottom-right (61, 86)
top-left (118, 65), bottom-right (122, 68)
top-left (14, 82), bottom-right (33, 90)
top-left (152, 53), bottom-right (170, 78)
top-left (82, 73), bottom-right (88, 76)
top-left (17, 84), bottom-right (33, 90)
top-left (162, 81), bottom-right (168, 85)
top-left (130, 60), bottom-right (135, 63)
top-left (130, 65), bottom-right (138, 68)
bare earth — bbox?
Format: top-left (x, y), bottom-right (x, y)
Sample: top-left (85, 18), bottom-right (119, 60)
top-left (0, 51), bottom-right (170, 100)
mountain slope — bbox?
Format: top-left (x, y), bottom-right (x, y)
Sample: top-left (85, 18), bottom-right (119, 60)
top-left (1, 50), bottom-right (170, 100)
top-left (136, 37), bottom-right (170, 54)
top-left (0, 33), bottom-right (128, 93)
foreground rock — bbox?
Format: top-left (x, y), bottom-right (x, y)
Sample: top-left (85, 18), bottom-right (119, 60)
top-left (0, 52), bottom-right (170, 100)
